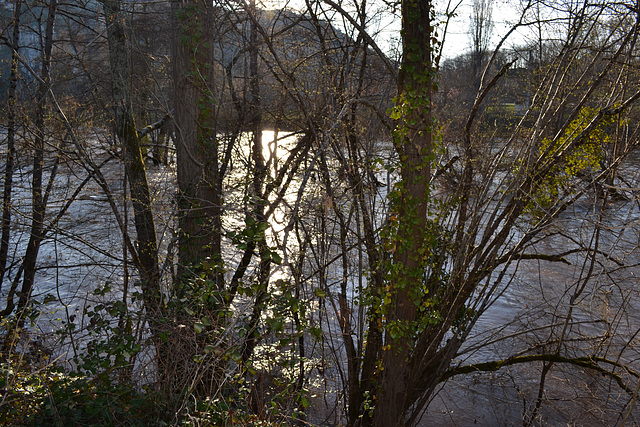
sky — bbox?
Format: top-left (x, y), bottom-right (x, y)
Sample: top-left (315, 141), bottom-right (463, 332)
top-left (376, 0), bottom-right (529, 59)
top-left (261, 0), bottom-right (531, 60)
top-left (439, 0), bottom-right (526, 57)
top-left (338, 0), bottom-right (531, 60)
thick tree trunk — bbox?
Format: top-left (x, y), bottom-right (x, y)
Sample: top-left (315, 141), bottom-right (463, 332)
top-left (173, 1), bottom-right (222, 287)
top-left (372, 0), bottom-right (434, 425)
top-left (168, 0), bottom-right (226, 401)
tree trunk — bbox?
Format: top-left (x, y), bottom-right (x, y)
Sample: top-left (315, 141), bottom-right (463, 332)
top-left (101, 0), bottom-right (161, 315)
top-left (0, 0), bottom-right (22, 289)
top-left (240, 0), bottom-right (270, 364)
top-left (17, 0), bottom-right (57, 318)
top-left (173, 1), bottom-right (222, 287)
top-left (372, 0), bottom-right (434, 424)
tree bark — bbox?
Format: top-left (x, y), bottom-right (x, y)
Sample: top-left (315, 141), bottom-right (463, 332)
top-left (173, 0), bottom-right (223, 287)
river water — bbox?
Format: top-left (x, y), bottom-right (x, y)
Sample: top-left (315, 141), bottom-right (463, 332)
top-left (3, 130), bottom-right (640, 425)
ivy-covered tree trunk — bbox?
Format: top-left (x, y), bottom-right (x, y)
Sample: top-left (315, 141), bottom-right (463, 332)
top-left (100, 0), bottom-right (161, 315)
top-left (372, 0), bottom-right (434, 424)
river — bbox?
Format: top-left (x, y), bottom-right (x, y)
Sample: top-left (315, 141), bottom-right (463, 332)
top-left (3, 130), bottom-right (640, 425)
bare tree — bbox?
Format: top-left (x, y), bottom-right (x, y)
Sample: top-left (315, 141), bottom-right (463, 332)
top-left (11, 0), bottom-right (58, 322)
top-left (3, 0), bottom-right (640, 425)
top-left (312, 0), bottom-right (640, 425)
top-left (470, 0), bottom-right (494, 79)
top-left (0, 0), bottom-right (22, 288)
